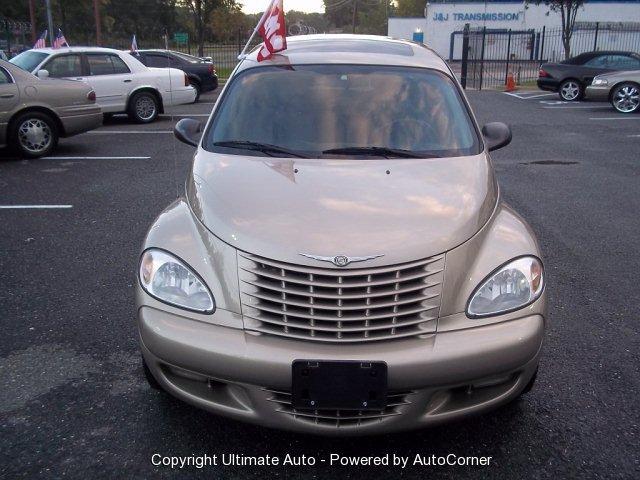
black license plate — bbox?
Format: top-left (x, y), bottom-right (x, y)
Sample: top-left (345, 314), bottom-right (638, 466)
top-left (291, 360), bottom-right (387, 410)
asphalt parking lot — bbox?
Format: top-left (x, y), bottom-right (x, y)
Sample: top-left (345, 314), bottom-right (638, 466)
top-left (1, 89), bottom-right (639, 479)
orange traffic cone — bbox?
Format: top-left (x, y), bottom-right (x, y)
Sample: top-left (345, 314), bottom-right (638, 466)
top-left (505, 72), bottom-right (516, 92)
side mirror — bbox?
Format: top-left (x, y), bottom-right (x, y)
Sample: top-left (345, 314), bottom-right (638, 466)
top-left (482, 122), bottom-right (512, 152)
top-left (174, 118), bottom-right (202, 147)
top-left (36, 69), bottom-right (49, 79)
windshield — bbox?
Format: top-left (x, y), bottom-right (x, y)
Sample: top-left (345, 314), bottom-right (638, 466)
top-left (10, 50), bottom-right (48, 72)
top-left (205, 64), bottom-right (480, 158)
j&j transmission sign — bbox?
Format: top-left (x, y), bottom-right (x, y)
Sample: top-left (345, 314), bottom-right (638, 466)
top-left (432, 12), bottom-right (521, 22)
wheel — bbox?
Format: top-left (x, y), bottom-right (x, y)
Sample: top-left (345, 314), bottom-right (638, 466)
top-left (558, 79), bottom-right (583, 101)
top-left (128, 91), bottom-right (159, 123)
top-left (10, 111), bottom-right (59, 158)
top-left (611, 83), bottom-right (640, 113)
top-left (142, 356), bottom-right (163, 391)
top-left (189, 80), bottom-right (201, 103)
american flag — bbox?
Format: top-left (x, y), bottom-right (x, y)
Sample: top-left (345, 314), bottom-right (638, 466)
top-left (53, 29), bottom-right (69, 49)
top-left (33, 30), bottom-right (47, 49)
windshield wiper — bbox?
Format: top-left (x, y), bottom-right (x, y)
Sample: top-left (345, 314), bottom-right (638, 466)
top-left (213, 140), bottom-right (310, 158)
top-left (322, 146), bottom-right (437, 159)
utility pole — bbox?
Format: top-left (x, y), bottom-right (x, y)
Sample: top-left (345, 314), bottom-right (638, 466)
top-left (351, 0), bottom-right (358, 34)
top-left (44, 0), bottom-right (54, 46)
top-left (93, 0), bottom-right (102, 45)
top-left (28, 0), bottom-right (37, 43)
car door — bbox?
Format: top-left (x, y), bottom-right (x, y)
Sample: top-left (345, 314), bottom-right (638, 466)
top-left (84, 53), bottom-right (133, 112)
top-left (0, 66), bottom-right (20, 146)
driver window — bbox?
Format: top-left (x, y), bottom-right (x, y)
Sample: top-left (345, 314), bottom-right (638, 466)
top-left (44, 54), bottom-right (82, 78)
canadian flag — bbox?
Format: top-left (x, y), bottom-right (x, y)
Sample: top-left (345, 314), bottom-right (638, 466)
top-left (256, 0), bottom-right (287, 62)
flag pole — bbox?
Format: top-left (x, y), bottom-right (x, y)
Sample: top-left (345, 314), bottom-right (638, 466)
top-left (238, 0), bottom-right (275, 60)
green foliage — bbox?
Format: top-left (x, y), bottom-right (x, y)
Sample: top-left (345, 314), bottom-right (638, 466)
top-left (395, 0), bottom-right (425, 17)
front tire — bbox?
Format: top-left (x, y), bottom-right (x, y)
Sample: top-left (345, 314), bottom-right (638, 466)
top-left (128, 91), bottom-right (159, 123)
top-left (10, 111), bottom-right (59, 158)
top-left (558, 79), bottom-right (583, 101)
top-left (611, 83), bottom-right (640, 113)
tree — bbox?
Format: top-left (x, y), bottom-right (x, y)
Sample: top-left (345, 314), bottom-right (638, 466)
top-left (181, 0), bottom-right (237, 56)
top-left (323, 0), bottom-right (392, 34)
top-left (530, 0), bottom-right (584, 59)
top-left (395, 0), bottom-right (425, 17)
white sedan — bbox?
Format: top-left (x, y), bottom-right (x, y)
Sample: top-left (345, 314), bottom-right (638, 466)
top-left (10, 47), bottom-right (196, 123)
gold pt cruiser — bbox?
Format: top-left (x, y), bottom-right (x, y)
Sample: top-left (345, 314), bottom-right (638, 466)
top-left (137, 35), bottom-right (546, 435)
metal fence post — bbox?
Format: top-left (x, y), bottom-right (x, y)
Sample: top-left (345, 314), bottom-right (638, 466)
top-left (593, 22), bottom-right (599, 51)
top-left (505, 29), bottom-right (512, 84)
top-left (479, 26), bottom-right (486, 91)
top-left (540, 26), bottom-right (546, 61)
top-left (460, 23), bottom-right (470, 89)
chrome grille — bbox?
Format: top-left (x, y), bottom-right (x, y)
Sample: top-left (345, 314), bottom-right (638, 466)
top-left (264, 388), bottom-right (413, 427)
top-left (238, 252), bottom-right (444, 343)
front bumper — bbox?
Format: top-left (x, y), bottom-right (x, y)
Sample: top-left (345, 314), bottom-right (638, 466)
top-left (139, 306), bottom-right (544, 435)
top-left (585, 85), bottom-right (611, 102)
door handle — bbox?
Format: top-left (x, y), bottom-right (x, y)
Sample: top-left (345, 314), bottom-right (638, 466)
top-left (123, 79), bottom-right (132, 83)
top-left (0, 93), bottom-right (14, 98)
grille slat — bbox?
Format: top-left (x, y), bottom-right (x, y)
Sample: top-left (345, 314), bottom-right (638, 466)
top-left (244, 313), bottom-right (436, 333)
top-left (263, 388), bottom-right (414, 427)
top-left (239, 253), bottom-right (444, 343)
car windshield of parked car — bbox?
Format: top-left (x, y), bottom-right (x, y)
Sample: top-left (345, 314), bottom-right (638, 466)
top-left (9, 50), bottom-right (48, 72)
top-left (205, 64), bottom-right (480, 158)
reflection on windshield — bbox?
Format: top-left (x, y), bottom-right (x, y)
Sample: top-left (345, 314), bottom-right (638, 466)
top-left (206, 64), bottom-right (480, 158)
top-left (10, 50), bottom-right (47, 72)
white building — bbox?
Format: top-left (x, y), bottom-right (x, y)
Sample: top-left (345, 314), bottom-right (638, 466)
top-left (388, 1), bottom-right (640, 60)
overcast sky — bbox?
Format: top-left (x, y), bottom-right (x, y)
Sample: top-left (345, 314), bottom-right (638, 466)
top-left (241, 0), bottom-right (325, 14)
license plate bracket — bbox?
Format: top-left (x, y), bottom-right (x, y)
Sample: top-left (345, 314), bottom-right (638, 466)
top-left (291, 360), bottom-right (387, 410)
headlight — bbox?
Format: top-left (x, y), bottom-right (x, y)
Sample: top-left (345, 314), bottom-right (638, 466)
top-left (139, 249), bottom-right (215, 313)
top-left (467, 256), bottom-right (543, 318)
top-left (592, 78), bottom-right (608, 86)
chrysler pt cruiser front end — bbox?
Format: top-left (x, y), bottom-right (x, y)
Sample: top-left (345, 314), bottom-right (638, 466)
top-left (136, 35), bottom-right (546, 435)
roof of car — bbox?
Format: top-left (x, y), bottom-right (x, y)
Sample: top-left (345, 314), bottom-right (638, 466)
top-left (240, 34), bottom-right (451, 73)
top-left (29, 46), bottom-right (124, 55)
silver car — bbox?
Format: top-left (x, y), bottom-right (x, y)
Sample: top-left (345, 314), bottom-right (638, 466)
top-left (0, 59), bottom-right (102, 158)
top-left (586, 70), bottom-right (640, 113)
top-left (137, 35), bottom-right (546, 435)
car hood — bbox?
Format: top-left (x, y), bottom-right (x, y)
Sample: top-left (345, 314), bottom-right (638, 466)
top-left (594, 70), bottom-right (640, 80)
top-left (186, 152), bottom-right (498, 267)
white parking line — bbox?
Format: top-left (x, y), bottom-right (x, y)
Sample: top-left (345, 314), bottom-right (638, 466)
top-left (86, 131), bottom-right (172, 134)
top-left (543, 105), bottom-right (612, 109)
top-left (503, 92), bottom-right (556, 99)
top-left (0, 205), bottom-right (73, 209)
top-left (628, 134), bottom-right (640, 137)
top-left (590, 117), bottom-right (640, 121)
top-left (41, 156), bottom-right (151, 160)
top-left (161, 113), bottom-right (210, 117)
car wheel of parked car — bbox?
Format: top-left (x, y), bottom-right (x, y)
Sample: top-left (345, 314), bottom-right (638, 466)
top-left (10, 111), bottom-right (59, 159)
top-left (559, 79), bottom-right (583, 101)
top-left (611, 83), bottom-right (640, 114)
top-left (128, 91), bottom-right (159, 123)
top-left (142, 356), bottom-right (163, 391)
top-left (189, 80), bottom-right (201, 103)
